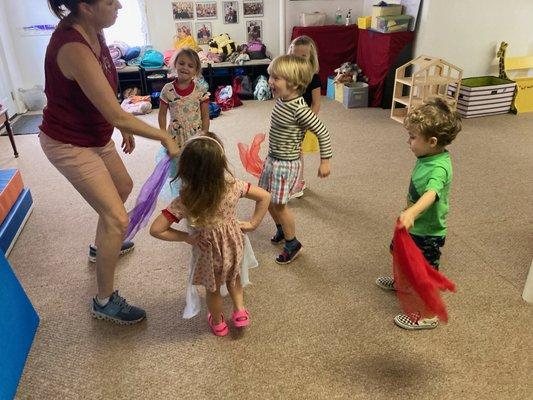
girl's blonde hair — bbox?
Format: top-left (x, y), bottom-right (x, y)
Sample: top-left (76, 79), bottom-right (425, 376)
top-left (288, 35), bottom-right (319, 73)
top-left (177, 132), bottom-right (235, 228)
top-left (267, 55), bottom-right (314, 95)
top-left (170, 47), bottom-right (202, 77)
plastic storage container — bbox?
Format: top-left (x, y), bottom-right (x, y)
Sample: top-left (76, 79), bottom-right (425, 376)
top-left (299, 12), bottom-right (326, 27)
top-left (18, 86), bottom-right (46, 111)
top-left (326, 76), bottom-right (335, 99)
top-left (372, 15), bottom-right (412, 33)
top-left (343, 82), bottom-right (368, 108)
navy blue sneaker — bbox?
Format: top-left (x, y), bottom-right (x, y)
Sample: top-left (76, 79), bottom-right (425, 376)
top-left (88, 241), bottom-right (135, 263)
top-left (270, 230), bottom-right (285, 245)
top-left (91, 291), bottom-right (146, 325)
top-left (275, 241), bottom-right (303, 264)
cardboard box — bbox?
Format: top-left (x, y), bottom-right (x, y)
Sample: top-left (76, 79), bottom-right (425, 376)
top-left (372, 4), bottom-right (402, 17)
top-left (372, 14), bottom-right (412, 33)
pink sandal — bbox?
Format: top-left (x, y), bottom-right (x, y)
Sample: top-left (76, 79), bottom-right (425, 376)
top-left (232, 309), bottom-right (250, 328)
top-left (207, 313), bottom-right (229, 336)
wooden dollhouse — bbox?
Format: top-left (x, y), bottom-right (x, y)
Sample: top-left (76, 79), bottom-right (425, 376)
top-left (390, 55), bottom-right (463, 123)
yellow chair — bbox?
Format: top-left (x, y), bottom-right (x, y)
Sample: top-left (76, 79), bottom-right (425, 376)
top-left (505, 55), bottom-right (533, 113)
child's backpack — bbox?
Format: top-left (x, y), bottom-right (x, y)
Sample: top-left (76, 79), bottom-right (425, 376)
top-left (253, 75), bottom-right (271, 101)
top-left (208, 102), bottom-right (221, 119)
top-left (232, 75), bottom-right (253, 99)
top-left (208, 33), bottom-right (237, 57)
top-left (214, 85), bottom-right (242, 111)
top-left (247, 40), bottom-right (267, 60)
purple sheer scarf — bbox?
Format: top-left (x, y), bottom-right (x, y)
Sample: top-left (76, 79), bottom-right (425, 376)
top-left (124, 156), bottom-right (172, 241)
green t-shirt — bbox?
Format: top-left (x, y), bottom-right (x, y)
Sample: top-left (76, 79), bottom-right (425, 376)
top-left (407, 151), bottom-right (453, 237)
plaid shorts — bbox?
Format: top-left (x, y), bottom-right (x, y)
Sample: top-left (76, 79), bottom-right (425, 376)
top-left (258, 156), bottom-right (301, 204)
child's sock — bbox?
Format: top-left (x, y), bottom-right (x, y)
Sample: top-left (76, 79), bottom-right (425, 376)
top-left (271, 224), bottom-right (285, 243)
top-left (96, 296), bottom-right (110, 307)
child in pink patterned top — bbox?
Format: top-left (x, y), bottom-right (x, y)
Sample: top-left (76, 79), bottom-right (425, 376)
top-left (150, 133), bottom-right (270, 336)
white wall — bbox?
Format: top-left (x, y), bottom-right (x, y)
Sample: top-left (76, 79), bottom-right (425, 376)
top-left (3, 0), bottom-right (533, 109)
top-left (147, 1), bottom-right (363, 58)
top-left (146, 0), bottom-right (281, 56)
top-left (413, 0), bottom-right (533, 78)
top-left (0, 0), bottom-right (30, 113)
top-left (363, 0), bottom-right (533, 78)
top-left (2, 0), bottom-right (57, 90)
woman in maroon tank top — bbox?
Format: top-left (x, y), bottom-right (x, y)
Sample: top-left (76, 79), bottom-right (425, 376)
top-left (41, 0), bottom-right (179, 325)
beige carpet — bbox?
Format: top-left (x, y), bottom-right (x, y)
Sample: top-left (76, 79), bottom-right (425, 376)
top-left (3, 99), bottom-right (532, 399)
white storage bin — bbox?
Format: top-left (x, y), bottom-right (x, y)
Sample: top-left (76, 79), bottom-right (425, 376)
top-left (18, 85), bottom-right (46, 111)
top-left (448, 76), bottom-right (516, 118)
top-left (343, 82), bottom-right (368, 108)
top-left (299, 12), bottom-right (326, 27)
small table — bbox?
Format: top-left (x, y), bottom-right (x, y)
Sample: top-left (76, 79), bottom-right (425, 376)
top-left (0, 107), bottom-right (18, 158)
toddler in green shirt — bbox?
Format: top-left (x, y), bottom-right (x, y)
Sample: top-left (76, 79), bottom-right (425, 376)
top-left (376, 98), bottom-right (462, 330)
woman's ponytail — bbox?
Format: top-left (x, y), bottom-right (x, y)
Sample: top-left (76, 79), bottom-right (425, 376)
top-left (48, 0), bottom-right (96, 20)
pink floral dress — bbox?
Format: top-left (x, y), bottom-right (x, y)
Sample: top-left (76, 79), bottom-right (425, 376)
top-left (163, 179), bottom-right (251, 292)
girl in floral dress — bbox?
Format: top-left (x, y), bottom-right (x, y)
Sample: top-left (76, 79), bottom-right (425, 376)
top-left (150, 133), bottom-right (271, 336)
top-left (157, 48), bottom-right (210, 200)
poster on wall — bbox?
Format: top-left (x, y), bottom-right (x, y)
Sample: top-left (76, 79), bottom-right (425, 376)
top-left (246, 20), bottom-right (262, 42)
top-left (175, 21), bottom-right (193, 38)
top-left (172, 1), bottom-right (194, 20)
top-left (195, 1), bottom-right (217, 19)
top-left (243, 0), bottom-right (263, 18)
top-left (18, 24), bottom-right (57, 36)
top-left (222, 1), bottom-right (239, 24)
top-left (195, 22), bottom-right (212, 44)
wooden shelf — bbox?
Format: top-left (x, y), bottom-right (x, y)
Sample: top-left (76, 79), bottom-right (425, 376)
top-left (391, 55), bottom-right (463, 124)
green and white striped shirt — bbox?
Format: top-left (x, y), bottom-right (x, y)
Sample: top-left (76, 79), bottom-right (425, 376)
top-left (268, 97), bottom-right (332, 161)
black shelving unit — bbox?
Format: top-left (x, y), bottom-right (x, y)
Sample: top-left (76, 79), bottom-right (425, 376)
top-left (118, 59), bottom-right (271, 107)
top-left (117, 66), bottom-right (144, 101)
top-left (140, 67), bottom-right (173, 108)
top-left (202, 59), bottom-right (270, 95)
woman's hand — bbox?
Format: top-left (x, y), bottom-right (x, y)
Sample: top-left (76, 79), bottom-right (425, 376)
top-left (120, 131), bottom-right (135, 154)
top-left (161, 136), bottom-right (181, 158)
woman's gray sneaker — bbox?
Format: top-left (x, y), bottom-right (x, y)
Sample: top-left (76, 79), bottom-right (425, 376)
top-left (91, 291), bottom-right (146, 325)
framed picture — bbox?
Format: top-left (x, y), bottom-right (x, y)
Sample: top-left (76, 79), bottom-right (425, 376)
top-left (222, 1), bottom-right (239, 24)
top-left (172, 1), bottom-right (194, 20)
top-left (175, 21), bottom-right (193, 38)
top-left (246, 20), bottom-right (262, 41)
top-left (195, 1), bottom-right (217, 20)
top-left (195, 22), bottom-right (212, 45)
top-left (243, 0), bottom-right (263, 18)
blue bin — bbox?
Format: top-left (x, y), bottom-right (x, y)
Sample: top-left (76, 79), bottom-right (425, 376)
top-left (326, 76), bottom-right (335, 99)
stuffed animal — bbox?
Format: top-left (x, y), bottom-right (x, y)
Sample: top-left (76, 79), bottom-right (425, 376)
top-left (208, 33), bottom-right (237, 57)
top-left (334, 62), bottom-right (360, 84)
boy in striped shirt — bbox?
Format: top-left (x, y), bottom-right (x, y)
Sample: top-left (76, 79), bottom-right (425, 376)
top-left (259, 55), bottom-right (333, 264)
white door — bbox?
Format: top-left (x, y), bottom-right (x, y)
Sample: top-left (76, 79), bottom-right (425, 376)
top-left (0, 43), bottom-right (16, 114)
